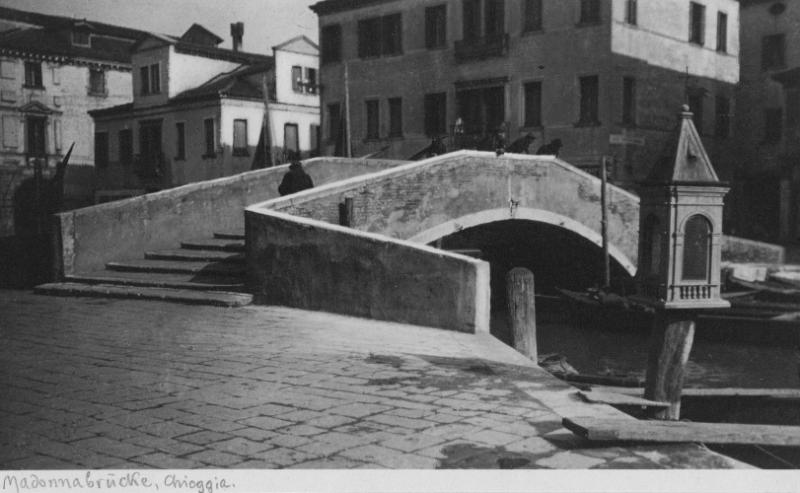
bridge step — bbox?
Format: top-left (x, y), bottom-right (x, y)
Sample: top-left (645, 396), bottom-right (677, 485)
top-left (213, 231), bottom-right (245, 240)
top-left (181, 238), bottom-right (245, 252)
top-left (66, 271), bottom-right (246, 291)
top-left (144, 249), bottom-right (244, 263)
top-left (35, 282), bottom-right (252, 307)
top-left (107, 259), bottom-right (246, 275)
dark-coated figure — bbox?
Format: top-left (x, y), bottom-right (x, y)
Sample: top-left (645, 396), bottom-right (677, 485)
top-left (278, 158), bottom-right (314, 196)
top-left (536, 138), bottom-right (563, 157)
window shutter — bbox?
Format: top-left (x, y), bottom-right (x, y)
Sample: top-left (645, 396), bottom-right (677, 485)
top-left (2, 116), bottom-right (18, 148)
top-left (0, 59), bottom-right (15, 79)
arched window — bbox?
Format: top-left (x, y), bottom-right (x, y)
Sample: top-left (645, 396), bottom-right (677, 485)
top-left (642, 214), bottom-right (662, 275)
top-left (682, 215), bottom-right (712, 281)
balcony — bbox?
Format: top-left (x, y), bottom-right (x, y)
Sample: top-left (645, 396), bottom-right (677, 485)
top-left (454, 34), bottom-right (509, 64)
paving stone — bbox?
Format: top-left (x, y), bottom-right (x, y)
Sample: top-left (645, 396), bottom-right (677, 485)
top-left (275, 410), bottom-right (325, 423)
top-left (209, 437), bottom-right (273, 455)
top-left (328, 403), bottom-right (392, 418)
top-left (268, 433), bottom-right (313, 449)
top-left (277, 425), bottom-right (327, 437)
top-left (315, 431), bottom-right (376, 448)
top-left (506, 437), bottom-right (559, 455)
top-left (177, 413), bottom-right (244, 432)
top-left (250, 447), bottom-right (318, 467)
top-left (229, 459), bottom-right (280, 469)
top-left (296, 439), bottom-right (355, 457)
top-left (230, 427), bottom-right (278, 442)
top-left (339, 444), bottom-right (408, 467)
top-left (124, 435), bottom-right (204, 456)
top-left (239, 416), bottom-right (293, 431)
top-left (304, 414), bottom-right (356, 429)
top-left (365, 414), bottom-right (435, 430)
top-left (187, 449), bottom-right (244, 467)
top-left (380, 434), bottom-right (447, 453)
top-left (178, 430), bottom-right (232, 446)
top-left (137, 420), bottom-right (200, 438)
top-left (287, 457), bottom-right (367, 469)
top-left (4, 454), bottom-right (77, 469)
top-left (71, 436), bottom-right (152, 459)
top-left (134, 452), bottom-right (203, 469)
top-left (535, 451), bottom-right (608, 469)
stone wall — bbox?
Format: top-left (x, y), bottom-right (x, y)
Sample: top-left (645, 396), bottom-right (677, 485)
top-left (53, 157), bottom-right (405, 276)
top-left (245, 209), bottom-right (490, 333)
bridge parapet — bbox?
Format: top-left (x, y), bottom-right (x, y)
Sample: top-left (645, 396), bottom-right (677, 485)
top-left (53, 157), bottom-right (405, 277)
top-left (250, 151), bottom-right (641, 274)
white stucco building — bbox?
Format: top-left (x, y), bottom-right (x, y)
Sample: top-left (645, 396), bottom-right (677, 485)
top-left (90, 27), bottom-right (320, 200)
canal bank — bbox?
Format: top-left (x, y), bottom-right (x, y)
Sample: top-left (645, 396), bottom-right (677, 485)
top-left (0, 290), bottom-right (745, 469)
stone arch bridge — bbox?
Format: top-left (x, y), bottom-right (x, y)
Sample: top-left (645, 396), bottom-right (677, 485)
top-left (246, 151), bottom-right (640, 333)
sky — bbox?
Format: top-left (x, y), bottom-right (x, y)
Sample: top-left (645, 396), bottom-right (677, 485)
top-left (2, 0), bottom-right (320, 52)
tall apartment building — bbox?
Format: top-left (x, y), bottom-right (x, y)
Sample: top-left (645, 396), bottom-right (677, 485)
top-left (0, 7), bottom-right (146, 237)
top-left (90, 29), bottom-right (320, 199)
top-left (311, 0), bottom-right (739, 189)
top-left (735, 0), bottom-right (799, 243)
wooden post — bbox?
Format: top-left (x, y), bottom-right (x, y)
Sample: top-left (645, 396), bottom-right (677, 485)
top-left (506, 267), bottom-right (537, 360)
top-left (644, 310), bottom-right (696, 420)
top-left (339, 196), bottom-right (354, 227)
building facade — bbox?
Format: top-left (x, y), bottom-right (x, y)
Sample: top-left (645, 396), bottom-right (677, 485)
top-left (0, 7), bottom-right (145, 236)
top-left (735, 0), bottom-right (800, 243)
top-left (90, 30), bottom-right (320, 200)
top-left (311, 0), bottom-right (739, 189)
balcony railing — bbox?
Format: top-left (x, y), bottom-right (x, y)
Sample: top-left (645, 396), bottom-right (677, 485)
top-left (454, 34), bottom-right (509, 63)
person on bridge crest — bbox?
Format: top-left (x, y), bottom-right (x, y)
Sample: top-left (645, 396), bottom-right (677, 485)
top-left (493, 123), bottom-right (508, 156)
top-left (278, 152), bottom-right (314, 196)
top-left (536, 138), bottom-right (563, 157)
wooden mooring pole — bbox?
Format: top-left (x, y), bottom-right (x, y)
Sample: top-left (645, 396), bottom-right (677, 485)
top-left (644, 311), bottom-right (696, 420)
top-left (506, 267), bottom-right (537, 360)
top-left (339, 197), bottom-right (354, 227)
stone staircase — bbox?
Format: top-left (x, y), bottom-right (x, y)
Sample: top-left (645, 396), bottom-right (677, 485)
top-left (35, 231), bottom-right (252, 307)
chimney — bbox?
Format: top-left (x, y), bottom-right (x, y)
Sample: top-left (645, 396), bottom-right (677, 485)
top-left (231, 22), bottom-right (244, 52)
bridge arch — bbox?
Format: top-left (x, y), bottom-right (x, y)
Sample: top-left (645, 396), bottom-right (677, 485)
top-left (409, 207), bottom-right (637, 276)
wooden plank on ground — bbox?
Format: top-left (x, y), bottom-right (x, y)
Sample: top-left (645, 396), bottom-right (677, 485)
top-left (577, 391), bottom-right (669, 408)
top-left (584, 386), bottom-right (800, 400)
top-left (562, 417), bottom-right (800, 446)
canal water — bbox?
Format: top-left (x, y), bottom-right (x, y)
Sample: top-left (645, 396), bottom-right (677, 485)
top-left (491, 310), bottom-right (800, 389)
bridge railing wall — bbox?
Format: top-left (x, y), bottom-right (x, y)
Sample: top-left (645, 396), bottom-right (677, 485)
top-left (245, 209), bottom-right (490, 333)
top-left (53, 158), bottom-right (406, 277)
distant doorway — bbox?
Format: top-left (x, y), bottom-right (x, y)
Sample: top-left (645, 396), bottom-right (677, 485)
top-left (284, 123), bottom-right (299, 159)
top-left (138, 120), bottom-right (162, 178)
top-left (456, 85), bottom-right (505, 147)
top-left (26, 116), bottom-right (46, 158)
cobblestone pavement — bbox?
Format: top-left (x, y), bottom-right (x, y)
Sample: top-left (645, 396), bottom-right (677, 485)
top-left (0, 291), bottom-right (746, 469)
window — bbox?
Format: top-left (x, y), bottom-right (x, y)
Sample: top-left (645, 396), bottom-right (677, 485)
top-left (424, 92), bottom-right (447, 136)
top-left (383, 14), bottom-right (403, 56)
top-left (714, 95), bottom-right (730, 138)
top-left (320, 24), bottom-right (342, 64)
top-left (524, 81), bottom-right (542, 127)
top-left (365, 100), bottom-right (380, 139)
top-left (233, 119), bottom-right (248, 156)
top-left (622, 76), bottom-right (636, 125)
top-left (689, 2), bottom-right (705, 45)
top-left (327, 103), bottom-right (341, 142)
top-left (689, 93), bottom-right (704, 132)
top-left (284, 123), bottom-right (299, 156)
top-left (306, 68), bottom-right (318, 94)
top-left (764, 108), bottom-right (783, 143)
top-left (94, 132), bottom-right (109, 168)
top-left (291, 66), bottom-right (302, 93)
top-left (716, 12), bottom-right (727, 53)
top-left (578, 75), bottom-right (599, 125)
top-left (175, 123), bottom-right (185, 160)
top-left (140, 66), bottom-right (150, 95)
top-left (24, 61), bottom-right (42, 88)
top-left (626, 0), bottom-right (637, 25)
top-left (89, 69), bottom-right (105, 95)
top-left (787, 89), bottom-right (800, 129)
top-left (310, 124), bottom-right (320, 156)
top-left (388, 97), bottom-right (403, 137)
top-left (149, 64), bottom-right (160, 94)
top-left (140, 64), bottom-right (160, 95)
top-left (359, 14), bottom-right (402, 58)
top-left (682, 215), bottom-right (711, 281)
top-left (523, 0), bottom-right (543, 32)
top-left (762, 34), bottom-right (785, 70)
top-left (579, 0), bottom-right (601, 25)
top-left (426, 5), bottom-right (447, 48)
top-left (484, 0), bottom-right (504, 38)
top-left (119, 129), bottom-right (133, 165)
top-left (26, 117), bottom-right (45, 156)
top-left (462, 0), bottom-right (481, 40)
top-left (203, 118), bottom-right (215, 157)
top-left (72, 30), bottom-right (90, 47)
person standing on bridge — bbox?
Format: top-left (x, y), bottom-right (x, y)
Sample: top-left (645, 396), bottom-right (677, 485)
top-left (536, 138), bottom-right (563, 157)
top-left (278, 153), bottom-right (314, 196)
